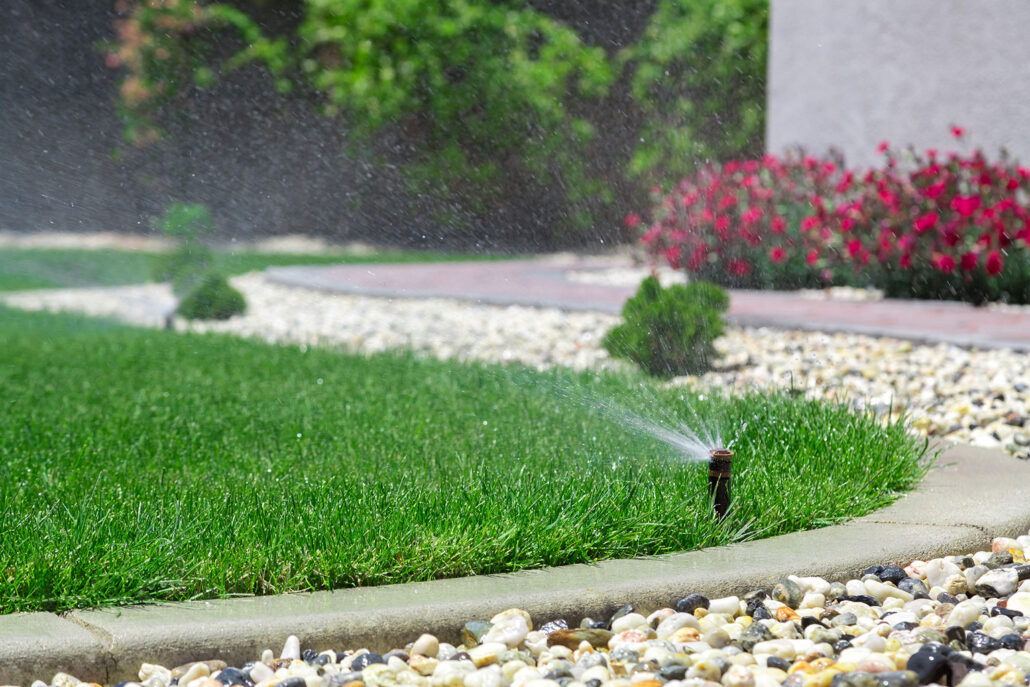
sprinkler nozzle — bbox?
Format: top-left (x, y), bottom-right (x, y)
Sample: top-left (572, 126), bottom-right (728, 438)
top-left (708, 448), bottom-right (733, 519)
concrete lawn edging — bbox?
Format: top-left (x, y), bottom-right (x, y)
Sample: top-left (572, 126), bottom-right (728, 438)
top-left (2, 444), bottom-right (1028, 686)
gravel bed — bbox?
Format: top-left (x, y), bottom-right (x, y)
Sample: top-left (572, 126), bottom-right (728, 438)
top-left (3, 272), bottom-right (1028, 457)
top-left (29, 534), bottom-right (1030, 687)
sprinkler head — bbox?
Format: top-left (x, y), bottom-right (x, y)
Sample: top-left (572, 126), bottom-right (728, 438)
top-left (708, 448), bottom-right (733, 519)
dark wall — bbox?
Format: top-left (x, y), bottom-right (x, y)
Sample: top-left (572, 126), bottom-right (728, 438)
top-left (0, 1), bottom-right (653, 249)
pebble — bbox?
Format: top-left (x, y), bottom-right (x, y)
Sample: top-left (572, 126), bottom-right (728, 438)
top-left (30, 530), bottom-right (1030, 687)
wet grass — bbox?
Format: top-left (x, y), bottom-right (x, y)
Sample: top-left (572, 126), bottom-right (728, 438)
top-left (0, 306), bottom-right (930, 613)
top-left (0, 247), bottom-right (508, 292)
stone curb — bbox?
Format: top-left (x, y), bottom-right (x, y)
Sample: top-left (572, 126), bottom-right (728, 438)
top-left (2, 444), bottom-right (1028, 685)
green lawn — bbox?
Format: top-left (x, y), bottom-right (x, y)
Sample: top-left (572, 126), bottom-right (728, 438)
top-left (0, 247), bottom-right (506, 292)
top-left (0, 306), bottom-right (929, 613)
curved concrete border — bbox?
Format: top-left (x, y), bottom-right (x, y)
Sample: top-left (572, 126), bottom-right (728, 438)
top-left (2, 444), bottom-right (1028, 685)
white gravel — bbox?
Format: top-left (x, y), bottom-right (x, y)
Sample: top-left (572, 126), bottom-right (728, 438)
top-left (3, 271), bottom-right (1028, 457)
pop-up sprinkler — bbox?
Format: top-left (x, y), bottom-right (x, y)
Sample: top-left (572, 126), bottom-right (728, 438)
top-left (708, 448), bottom-right (733, 518)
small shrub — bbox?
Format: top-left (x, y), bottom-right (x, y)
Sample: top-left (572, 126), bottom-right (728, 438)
top-left (603, 276), bottom-right (728, 378)
top-left (151, 202), bottom-right (216, 295)
top-left (176, 272), bottom-right (246, 321)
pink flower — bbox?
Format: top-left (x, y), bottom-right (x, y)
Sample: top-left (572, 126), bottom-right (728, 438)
top-left (664, 245), bottom-right (682, 270)
top-left (913, 212), bottom-right (939, 234)
top-left (900, 253), bottom-right (912, 269)
top-left (769, 246), bottom-right (787, 264)
top-left (771, 216), bottom-right (786, 234)
top-left (640, 226), bottom-right (661, 245)
top-left (806, 249), bottom-right (820, 266)
top-left (985, 250), bottom-right (1004, 276)
top-left (960, 252), bottom-right (979, 272)
top-left (951, 125), bottom-right (966, 139)
top-left (846, 239), bottom-right (863, 257)
top-left (877, 141), bottom-right (889, 153)
top-left (924, 181), bottom-right (947, 199)
top-left (624, 213), bottom-right (642, 229)
top-left (727, 258), bottom-right (751, 277)
top-left (932, 254), bottom-right (956, 273)
top-left (951, 195), bottom-right (981, 218)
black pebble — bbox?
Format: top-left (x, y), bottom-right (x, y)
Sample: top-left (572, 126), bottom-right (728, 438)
top-left (898, 578), bottom-right (930, 598)
top-left (609, 604), bottom-right (634, 627)
top-left (589, 620), bottom-right (609, 630)
top-left (384, 650), bottom-right (409, 663)
top-left (967, 631), bottom-right (1003, 654)
top-left (833, 639), bottom-right (853, 653)
top-left (277, 679), bottom-right (307, 687)
top-left (555, 679), bottom-right (572, 687)
top-left (451, 652), bottom-right (472, 662)
top-left (863, 565), bottom-right (908, 585)
top-left (990, 605), bottom-right (1024, 619)
top-left (610, 648), bottom-right (640, 663)
top-left (943, 626), bottom-right (967, 645)
top-left (350, 653), bottom-right (386, 671)
top-left (906, 644), bottom-right (952, 685)
top-left (892, 621), bottom-right (919, 631)
top-left (302, 649), bottom-right (318, 662)
top-left (540, 619), bottom-right (569, 634)
top-left (544, 669), bottom-right (574, 680)
top-left (312, 655), bottom-right (330, 667)
top-left (658, 664), bottom-right (689, 681)
top-left (336, 652), bottom-right (349, 663)
top-left (836, 594), bottom-right (881, 606)
top-left (752, 606), bottom-right (772, 620)
top-left (675, 593), bottom-right (709, 614)
top-left (936, 592), bottom-right (960, 604)
top-left (1000, 633), bottom-right (1025, 651)
top-left (965, 621), bottom-right (983, 632)
top-left (585, 681), bottom-right (602, 687)
top-left (745, 597), bottom-right (766, 617)
top-left (800, 616), bottom-right (825, 629)
top-left (215, 668), bottom-right (252, 687)
top-left (767, 657), bottom-right (792, 672)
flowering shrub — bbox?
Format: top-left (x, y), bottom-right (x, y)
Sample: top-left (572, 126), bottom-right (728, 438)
top-left (637, 131), bottom-right (1030, 304)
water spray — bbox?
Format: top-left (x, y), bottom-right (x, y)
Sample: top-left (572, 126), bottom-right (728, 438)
top-left (707, 449), bottom-right (733, 518)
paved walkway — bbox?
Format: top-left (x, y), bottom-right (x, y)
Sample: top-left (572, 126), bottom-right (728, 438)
top-left (266, 256), bottom-right (1030, 351)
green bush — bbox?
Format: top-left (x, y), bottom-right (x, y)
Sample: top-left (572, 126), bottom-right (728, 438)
top-left (176, 272), bottom-right (247, 320)
top-left (151, 202), bottom-right (216, 295)
top-left (603, 276), bottom-right (728, 378)
top-left (105, 1), bottom-right (768, 247)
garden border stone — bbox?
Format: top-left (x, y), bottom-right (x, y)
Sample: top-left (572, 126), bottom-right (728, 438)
top-left (1, 444), bottom-right (1027, 685)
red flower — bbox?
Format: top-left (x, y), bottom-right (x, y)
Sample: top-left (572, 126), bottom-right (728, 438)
top-left (771, 216), bottom-right (786, 234)
top-left (951, 195), bottom-right (981, 218)
top-left (877, 140), bottom-right (889, 153)
top-left (924, 181), bottom-right (947, 199)
top-left (900, 253), bottom-right (912, 268)
top-left (806, 249), bottom-right (820, 266)
top-left (688, 244), bottom-right (708, 271)
top-left (951, 125), bottom-right (966, 139)
top-left (769, 246), bottom-right (787, 264)
top-left (801, 216), bottom-right (820, 231)
top-left (718, 195), bottom-right (737, 210)
top-left (664, 245), bottom-right (682, 270)
top-left (846, 239), bottom-right (863, 257)
top-left (932, 254), bottom-right (956, 274)
top-left (741, 206), bottom-right (763, 225)
top-left (641, 226), bottom-right (661, 244)
top-left (913, 212), bottom-right (939, 234)
top-left (985, 250), bottom-right (1004, 276)
top-left (960, 252), bottom-right (979, 272)
top-left (624, 213), bottom-right (642, 229)
top-left (727, 258), bottom-right (751, 277)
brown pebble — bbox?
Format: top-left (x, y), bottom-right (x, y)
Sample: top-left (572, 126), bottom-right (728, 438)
top-left (546, 628), bottom-right (613, 649)
top-left (633, 681), bottom-right (663, 687)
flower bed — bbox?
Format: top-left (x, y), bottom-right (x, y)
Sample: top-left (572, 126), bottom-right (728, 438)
top-left (633, 130), bottom-right (1030, 304)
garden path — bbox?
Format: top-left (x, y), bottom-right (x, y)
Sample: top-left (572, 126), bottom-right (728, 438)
top-left (265, 255), bottom-right (1030, 351)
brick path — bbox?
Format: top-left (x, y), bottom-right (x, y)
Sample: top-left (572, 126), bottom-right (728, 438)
top-left (265, 257), bottom-right (1030, 351)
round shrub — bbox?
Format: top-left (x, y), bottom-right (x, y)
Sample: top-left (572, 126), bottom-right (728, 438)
top-left (176, 272), bottom-right (247, 321)
top-left (603, 276), bottom-right (728, 378)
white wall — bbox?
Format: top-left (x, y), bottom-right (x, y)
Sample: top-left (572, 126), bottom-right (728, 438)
top-left (767, 0), bottom-right (1030, 168)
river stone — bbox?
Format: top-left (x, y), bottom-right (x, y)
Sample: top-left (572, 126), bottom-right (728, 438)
top-left (771, 578), bottom-right (802, 609)
top-left (411, 634), bottom-right (440, 658)
top-left (675, 594), bottom-right (710, 614)
top-left (547, 628), bottom-right (613, 650)
top-left (463, 621), bottom-right (494, 648)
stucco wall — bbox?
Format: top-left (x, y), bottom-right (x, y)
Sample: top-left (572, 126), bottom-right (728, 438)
top-left (767, 0), bottom-right (1030, 168)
